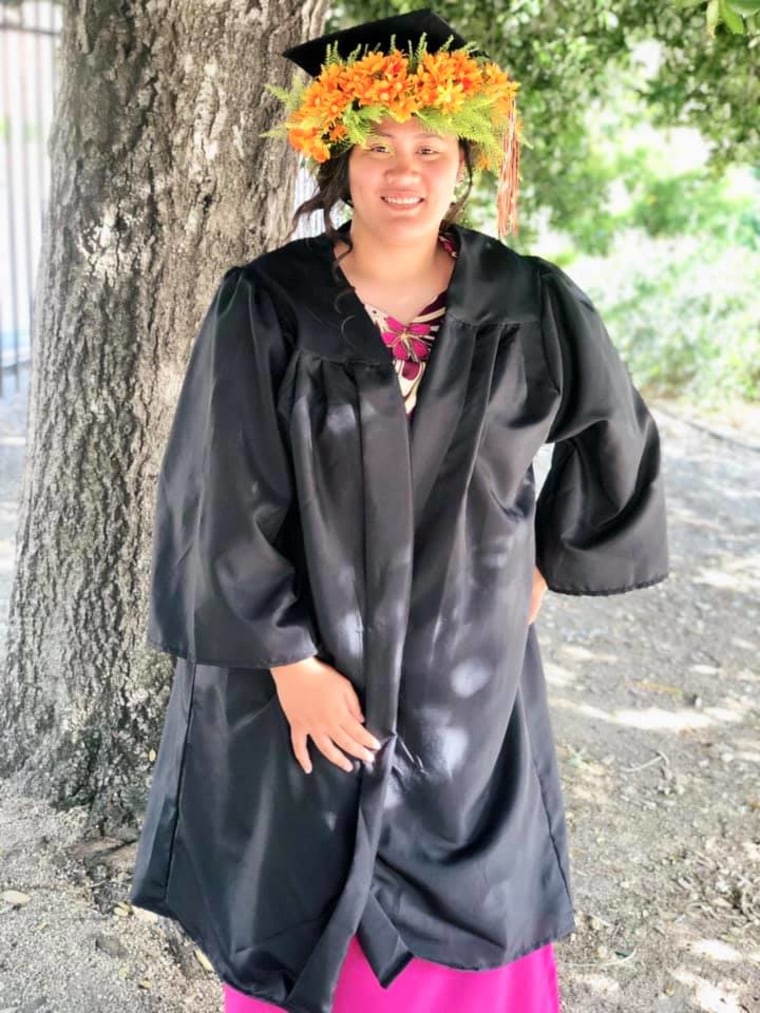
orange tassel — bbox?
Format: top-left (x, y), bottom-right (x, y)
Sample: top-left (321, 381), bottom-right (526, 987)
top-left (496, 102), bottom-right (520, 240)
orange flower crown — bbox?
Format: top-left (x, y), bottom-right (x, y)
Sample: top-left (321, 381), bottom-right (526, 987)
top-left (265, 34), bottom-right (521, 236)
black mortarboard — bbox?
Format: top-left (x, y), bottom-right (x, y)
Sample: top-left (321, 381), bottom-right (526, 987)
top-left (282, 8), bottom-right (480, 77)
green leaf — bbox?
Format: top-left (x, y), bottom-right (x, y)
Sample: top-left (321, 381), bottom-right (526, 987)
top-left (265, 84), bottom-right (292, 103)
top-left (726, 0), bottom-right (760, 13)
top-left (719, 0), bottom-right (747, 31)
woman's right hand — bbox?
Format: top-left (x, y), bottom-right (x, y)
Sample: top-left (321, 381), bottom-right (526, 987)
top-left (270, 656), bottom-right (381, 775)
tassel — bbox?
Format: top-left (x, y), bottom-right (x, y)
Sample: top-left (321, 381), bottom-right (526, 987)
top-left (496, 101), bottom-right (520, 240)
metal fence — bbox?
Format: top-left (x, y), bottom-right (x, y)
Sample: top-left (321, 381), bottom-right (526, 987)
top-left (0, 0), bottom-right (61, 395)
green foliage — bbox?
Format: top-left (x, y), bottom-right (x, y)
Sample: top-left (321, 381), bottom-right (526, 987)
top-left (628, 169), bottom-right (760, 246)
top-left (544, 97), bottom-right (760, 255)
top-left (328, 2), bottom-right (758, 403)
top-left (335, 0), bottom-right (759, 233)
top-left (694, 0), bottom-right (760, 36)
top-left (647, 20), bottom-right (759, 167)
top-left (576, 236), bottom-right (760, 403)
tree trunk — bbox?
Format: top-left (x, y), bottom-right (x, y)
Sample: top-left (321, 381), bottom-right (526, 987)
top-left (0, 0), bottom-right (328, 832)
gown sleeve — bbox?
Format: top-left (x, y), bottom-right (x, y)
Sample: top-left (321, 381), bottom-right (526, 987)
top-left (534, 261), bottom-right (669, 595)
top-left (146, 265), bottom-right (321, 668)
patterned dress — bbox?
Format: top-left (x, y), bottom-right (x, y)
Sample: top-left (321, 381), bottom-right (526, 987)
top-left (223, 233), bottom-right (562, 1013)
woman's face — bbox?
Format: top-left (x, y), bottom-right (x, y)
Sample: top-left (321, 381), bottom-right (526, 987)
top-left (347, 116), bottom-right (463, 242)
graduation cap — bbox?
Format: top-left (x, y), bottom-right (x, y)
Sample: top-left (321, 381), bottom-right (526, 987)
top-left (282, 9), bottom-right (481, 77)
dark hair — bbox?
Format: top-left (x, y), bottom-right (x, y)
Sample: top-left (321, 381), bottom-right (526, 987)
top-left (291, 139), bottom-right (476, 259)
top-left (292, 149), bottom-right (354, 250)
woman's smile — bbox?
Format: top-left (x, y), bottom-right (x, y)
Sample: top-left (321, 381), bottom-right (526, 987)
top-left (381, 194), bottom-right (425, 209)
top-left (383, 196), bottom-right (425, 206)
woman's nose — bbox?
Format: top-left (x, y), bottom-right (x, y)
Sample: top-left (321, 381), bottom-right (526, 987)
top-left (386, 151), bottom-right (419, 181)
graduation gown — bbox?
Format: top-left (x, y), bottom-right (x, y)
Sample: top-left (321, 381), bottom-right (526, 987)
top-left (130, 223), bottom-right (668, 1013)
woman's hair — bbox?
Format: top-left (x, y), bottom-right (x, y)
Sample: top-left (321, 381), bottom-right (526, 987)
top-left (291, 139), bottom-right (476, 257)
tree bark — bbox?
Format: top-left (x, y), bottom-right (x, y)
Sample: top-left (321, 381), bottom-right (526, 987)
top-left (0, 0), bottom-right (328, 832)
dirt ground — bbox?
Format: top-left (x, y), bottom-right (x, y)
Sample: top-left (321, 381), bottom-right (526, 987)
top-left (0, 370), bottom-right (758, 1013)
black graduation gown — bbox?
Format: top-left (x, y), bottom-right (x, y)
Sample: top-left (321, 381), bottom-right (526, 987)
top-left (130, 224), bottom-right (668, 1013)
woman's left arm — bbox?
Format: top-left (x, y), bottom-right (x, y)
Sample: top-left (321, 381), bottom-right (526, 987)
top-left (534, 263), bottom-right (669, 596)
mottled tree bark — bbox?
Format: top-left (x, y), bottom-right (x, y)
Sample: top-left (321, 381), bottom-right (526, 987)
top-left (0, 0), bottom-right (328, 831)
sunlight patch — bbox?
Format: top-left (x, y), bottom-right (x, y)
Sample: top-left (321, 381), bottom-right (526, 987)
top-left (688, 938), bottom-right (741, 963)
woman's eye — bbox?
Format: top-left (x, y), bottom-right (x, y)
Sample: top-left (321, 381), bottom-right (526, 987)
top-left (419, 147), bottom-right (440, 156)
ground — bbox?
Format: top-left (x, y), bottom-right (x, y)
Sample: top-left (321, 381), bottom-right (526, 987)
top-left (0, 371), bottom-right (758, 1013)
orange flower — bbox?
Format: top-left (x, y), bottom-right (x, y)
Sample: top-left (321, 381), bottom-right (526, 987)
top-left (364, 75), bottom-right (406, 106)
top-left (287, 125), bottom-right (331, 162)
top-left (385, 88), bottom-right (422, 121)
top-left (482, 64), bottom-right (517, 100)
top-left (418, 51), bottom-right (451, 79)
top-left (342, 49), bottom-right (410, 109)
top-left (435, 80), bottom-right (466, 113)
top-left (299, 67), bottom-right (352, 122)
top-left (351, 51), bottom-right (388, 78)
top-left (326, 122), bottom-right (348, 143)
top-left (414, 52), bottom-right (469, 113)
top-left (456, 53), bottom-right (484, 93)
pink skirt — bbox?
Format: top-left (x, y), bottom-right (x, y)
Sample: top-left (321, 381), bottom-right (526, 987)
top-left (223, 936), bottom-right (560, 1012)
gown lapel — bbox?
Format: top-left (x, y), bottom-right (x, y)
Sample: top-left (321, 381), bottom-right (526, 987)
top-left (407, 306), bottom-right (477, 527)
top-left (319, 228), bottom-right (478, 530)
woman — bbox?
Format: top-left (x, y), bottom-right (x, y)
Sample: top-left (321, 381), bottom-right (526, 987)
top-left (130, 10), bottom-right (668, 1013)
